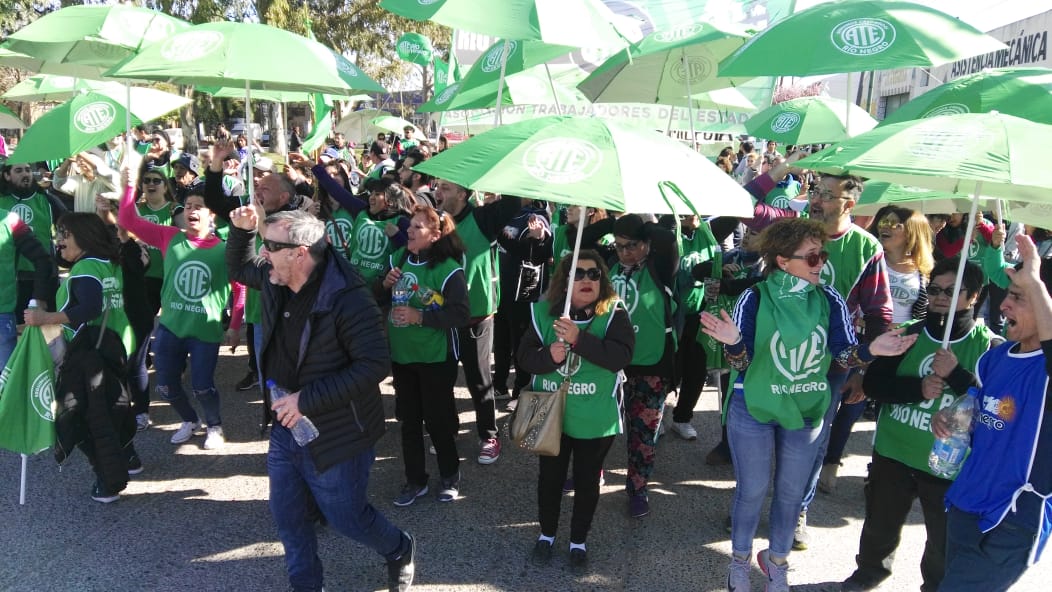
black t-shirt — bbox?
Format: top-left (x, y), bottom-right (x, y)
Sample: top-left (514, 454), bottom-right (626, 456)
top-left (263, 267), bottom-right (322, 392)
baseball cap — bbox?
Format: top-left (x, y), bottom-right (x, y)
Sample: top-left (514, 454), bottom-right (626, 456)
top-left (172, 153), bottom-right (199, 176)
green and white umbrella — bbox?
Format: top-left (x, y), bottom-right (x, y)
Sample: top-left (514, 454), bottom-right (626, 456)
top-left (1, 5), bottom-right (188, 77)
top-left (456, 37), bottom-right (575, 91)
top-left (0, 47), bottom-right (105, 79)
top-left (0, 105), bottom-right (26, 129)
top-left (334, 109), bottom-right (391, 145)
top-left (1, 75), bottom-right (114, 102)
top-left (879, 67), bottom-right (1052, 127)
top-left (380, 0), bottom-right (628, 48)
top-left (198, 86), bottom-right (371, 104)
top-left (718, 0), bottom-right (1006, 77)
top-left (7, 91), bottom-right (189, 164)
top-left (412, 115), bottom-right (754, 217)
top-left (744, 96), bottom-right (877, 144)
top-left (371, 115), bottom-right (421, 136)
top-left (852, 182), bottom-right (990, 216)
top-left (419, 68), bottom-right (589, 113)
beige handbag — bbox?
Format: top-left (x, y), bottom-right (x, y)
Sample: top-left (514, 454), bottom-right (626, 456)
top-left (510, 375), bottom-right (568, 457)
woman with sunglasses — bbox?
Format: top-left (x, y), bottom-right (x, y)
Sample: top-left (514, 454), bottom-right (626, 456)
top-left (381, 205), bottom-right (470, 507)
top-left (868, 207), bottom-right (934, 325)
top-left (701, 217), bottom-right (915, 592)
top-left (517, 250), bottom-right (634, 572)
top-left (118, 165), bottom-right (231, 451)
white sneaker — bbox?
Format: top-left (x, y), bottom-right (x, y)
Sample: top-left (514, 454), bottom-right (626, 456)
top-left (135, 413), bottom-right (151, 432)
top-left (671, 422), bottom-right (698, 440)
top-left (203, 426), bottom-right (226, 450)
top-left (170, 421), bottom-right (201, 444)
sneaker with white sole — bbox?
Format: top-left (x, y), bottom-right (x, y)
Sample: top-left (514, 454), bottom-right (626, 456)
top-left (478, 438), bottom-right (501, 465)
top-left (793, 510), bottom-right (810, 551)
top-left (436, 471), bottom-right (460, 502)
top-left (757, 549), bottom-right (789, 592)
top-left (393, 483), bottom-right (429, 507)
top-left (203, 426), bottom-right (226, 450)
top-left (91, 481), bottom-right (119, 504)
top-left (671, 421), bottom-right (698, 440)
top-left (135, 413), bottom-right (151, 432)
top-left (727, 554), bottom-right (751, 591)
top-left (170, 421), bottom-right (202, 444)
top-left (127, 452), bottom-right (144, 476)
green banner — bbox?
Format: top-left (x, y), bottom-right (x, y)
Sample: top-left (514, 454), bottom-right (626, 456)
top-left (397, 33), bottom-right (435, 67)
top-left (0, 326), bottom-right (56, 455)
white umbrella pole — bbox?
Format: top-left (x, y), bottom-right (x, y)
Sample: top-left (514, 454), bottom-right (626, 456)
top-left (543, 63), bottom-right (561, 114)
top-left (124, 82), bottom-right (133, 158)
top-left (19, 453), bottom-right (27, 505)
top-left (494, 39), bottom-right (511, 127)
top-left (245, 81), bottom-right (254, 205)
top-left (845, 71), bottom-right (853, 135)
top-left (561, 205), bottom-right (589, 319)
top-left (682, 49), bottom-right (697, 152)
top-left (995, 199), bottom-right (1004, 227)
top-left (941, 183), bottom-right (983, 347)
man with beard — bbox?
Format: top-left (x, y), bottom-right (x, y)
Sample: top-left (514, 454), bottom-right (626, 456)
top-left (0, 163), bottom-right (63, 321)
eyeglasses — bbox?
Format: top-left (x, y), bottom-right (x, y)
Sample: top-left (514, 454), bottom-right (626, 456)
top-left (574, 268), bottom-right (602, 281)
top-left (613, 240), bottom-right (642, 252)
top-left (262, 238), bottom-right (303, 253)
top-left (56, 228), bottom-right (70, 239)
top-left (927, 285), bottom-right (957, 298)
top-left (787, 251), bottom-right (829, 267)
top-left (142, 177), bottom-right (165, 186)
top-left (808, 188), bottom-right (846, 201)
top-left (878, 218), bottom-right (903, 230)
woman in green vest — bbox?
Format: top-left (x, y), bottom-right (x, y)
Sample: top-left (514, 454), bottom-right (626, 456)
top-left (382, 205), bottom-right (470, 507)
top-left (118, 170), bottom-right (231, 452)
top-left (24, 212), bottom-right (139, 503)
top-left (518, 250), bottom-right (634, 572)
top-left (700, 218), bottom-right (915, 592)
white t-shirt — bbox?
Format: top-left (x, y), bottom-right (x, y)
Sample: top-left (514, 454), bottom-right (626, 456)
top-left (887, 266), bottom-right (921, 324)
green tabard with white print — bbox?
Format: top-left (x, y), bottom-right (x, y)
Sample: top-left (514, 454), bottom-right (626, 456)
top-left (458, 214), bottom-right (499, 317)
top-left (530, 303), bottom-right (622, 439)
top-left (137, 201), bottom-right (176, 280)
top-left (56, 257), bottom-right (135, 356)
top-left (350, 211), bottom-right (396, 288)
top-left (610, 263), bottom-right (665, 365)
top-left (387, 249), bottom-right (462, 364)
top-left (0, 192), bottom-right (52, 273)
top-left (0, 220), bottom-right (15, 312)
top-left (244, 234), bottom-right (263, 325)
top-left (159, 234), bottom-right (230, 342)
top-left (326, 208), bottom-right (356, 261)
top-left (677, 223), bottom-right (721, 315)
top-left (821, 225), bottom-right (881, 308)
top-left (874, 321), bottom-right (993, 475)
top-left (742, 271), bottom-right (832, 429)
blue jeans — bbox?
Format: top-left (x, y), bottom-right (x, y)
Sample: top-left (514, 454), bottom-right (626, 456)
top-left (727, 391), bottom-right (823, 558)
top-left (268, 426), bottom-right (405, 591)
top-left (938, 507), bottom-right (1035, 592)
top-left (801, 370), bottom-right (849, 511)
top-left (153, 324), bottom-right (222, 426)
top-left (0, 312), bottom-right (16, 370)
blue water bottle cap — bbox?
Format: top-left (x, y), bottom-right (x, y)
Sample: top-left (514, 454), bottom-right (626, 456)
top-left (265, 379), bottom-right (276, 389)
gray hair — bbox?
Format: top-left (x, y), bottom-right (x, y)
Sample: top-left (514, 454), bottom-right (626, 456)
top-left (265, 210), bottom-right (327, 260)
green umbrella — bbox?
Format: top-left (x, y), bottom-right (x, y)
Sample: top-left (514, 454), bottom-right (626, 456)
top-left (689, 88), bottom-right (756, 111)
top-left (456, 37), bottom-right (575, 91)
top-left (371, 115), bottom-right (422, 136)
top-left (744, 96), bottom-right (877, 144)
top-left (334, 109), bottom-right (391, 144)
top-left (2, 5), bottom-right (188, 75)
top-left (198, 86), bottom-right (370, 104)
top-left (412, 115), bottom-right (754, 217)
top-left (105, 21), bottom-right (386, 96)
top-left (1, 75), bottom-right (114, 102)
top-left (8, 93), bottom-right (142, 164)
top-left (0, 47), bottom-right (107, 79)
top-left (719, 0), bottom-right (1005, 77)
top-left (418, 68), bottom-right (589, 113)
top-left (852, 182), bottom-right (989, 216)
top-left (878, 67), bottom-right (1052, 127)
top-left (0, 105), bottom-right (26, 129)
top-left (380, 0), bottom-right (628, 48)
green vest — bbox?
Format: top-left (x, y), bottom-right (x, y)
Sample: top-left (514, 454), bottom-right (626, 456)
top-left (611, 263), bottom-right (667, 365)
top-left (326, 208), bottom-right (356, 261)
top-left (530, 303), bottom-right (623, 439)
top-left (244, 234), bottom-right (263, 325)
top-left (159, 234), bottom-right (230, 342)
top-left (676, 225), bottom-right (721, 315)
top-left (874, 322), bottom-right (994, 475)
top-left (458, 213), bottom-right (499, 317)
top-left (387, 250), bottom-right (462, 364)
top-left (0, 192), bottom-right (52, 273)
top-left (137, 201), bottom-right (177, 280)
top-left (56, 257), bottom-right (135, 356)
top-left (349, 212), bottom-right (396, 288)
top-left (742, 277), bottom-right (833, 429)
top-left (821, 224), bottom-right (881, 319)
top-left (0, 219), bottom-right (16, 312)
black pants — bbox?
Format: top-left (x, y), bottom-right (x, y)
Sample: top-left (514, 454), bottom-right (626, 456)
top-left (245, 323), bottom-right (258, 374)
top-left (493, 298), bottom-right (532, 398)
top-left (457, 317), bottom-right (497, 440)
top-left (853, 452), bottom-right (951, 592)
top-left (393, 360), bottom-right (460, 486)
top-left (538, 433), bottom-right (615, 543)
top-left (673, 313), bottom-right (708, 423)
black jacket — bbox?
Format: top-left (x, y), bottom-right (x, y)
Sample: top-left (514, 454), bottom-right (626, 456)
top-left (227, 226), bottom-right (390, 472)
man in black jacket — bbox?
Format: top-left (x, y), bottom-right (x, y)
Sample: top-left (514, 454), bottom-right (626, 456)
top-left (226, 207), bottom-right (415, 592)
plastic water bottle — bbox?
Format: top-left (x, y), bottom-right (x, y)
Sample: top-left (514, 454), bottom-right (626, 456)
top-left (266, 380), bottom-right (319, 446)
top-left (928, 387), bottom-right (978, 478)
top-left (390, 283), bottom-right (411, 326)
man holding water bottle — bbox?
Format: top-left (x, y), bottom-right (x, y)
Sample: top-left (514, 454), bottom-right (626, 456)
top-left (226, 206), bottom-right (416, 592)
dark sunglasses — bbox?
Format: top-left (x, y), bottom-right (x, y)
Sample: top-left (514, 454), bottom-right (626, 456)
top-left (262, 238), bottom-right (303, 253)
top-left (787, 251), bottom-right (829, 267)
top-left (927, 285), bottom-right (957, 298)
top-left (142, 177), bottom-right (165, 186)
top-left (574, 267), bottom-right (602, 281)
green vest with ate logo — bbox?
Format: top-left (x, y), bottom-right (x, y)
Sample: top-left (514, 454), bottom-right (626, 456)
top-left (56, 257), bottom-right (135, 356)
top-left (610, 263), bottom-right (666, 365)
top-left (349, 211), bottom-right (396, 288)
top-left (0, 192), bottom-right (52, 273)
top-left (742, 275), bottom-right (832, 429)
top-left (677, 225), bottom-right (720, 315)
top-left (821, 225), bottom-right (881, 320)
top-left (386, 250), bottom-right (462, 364)
top-left (326, 208), bottom-right (355, 261)
top-left (159, 234), bottom-right (230, 342)
top-left (458, 213), bottom-right (499, 317)
top-left (874, 322), bottom-right (993, 476)
top-left (530, 303), bottom-right (622, 439)
top-left (0, 219), bottom-right (16, 313)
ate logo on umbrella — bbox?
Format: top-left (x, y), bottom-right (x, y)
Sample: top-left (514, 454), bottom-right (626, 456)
top-left (522, 138), bottom-right (603, 185)
top-left (73, 102), bottom-right (116, 134)
top-left (336, 57), bottom-right (360, 78)
top-left (30, 372), bottom-right (55, 422)
top-left (669, 56), bottom-right (713, 85)
top-left (480, 41), bottom-right (518, 73)
top-left (771, 112), bottom-right (802, 133)
top-left (160, 31), bottom-right (225, 63)
top-left (907, 122), bottom-right (992, 162)
top-left (923, 103), bottom-right (970, 118)
top-left (831, 18), bottom-right (897, 56)
top-left (654, 23), bottom-right (707, 44)
top-left (434, 83), bottom-right (460, 105)
top-left (119, 10), bottom-right (179, 43)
